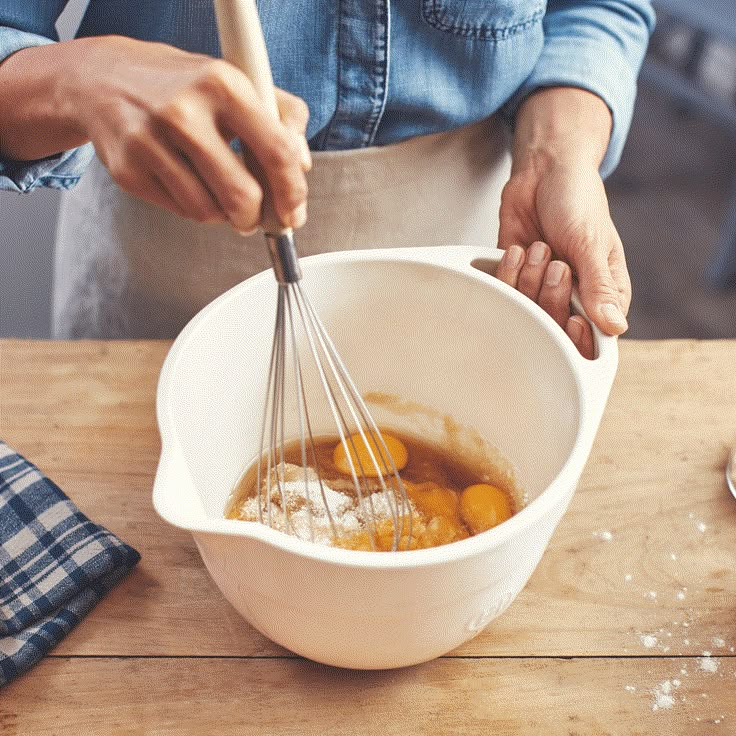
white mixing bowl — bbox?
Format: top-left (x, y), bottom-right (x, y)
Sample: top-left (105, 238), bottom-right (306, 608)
top-left (153, 246), bottom-right (617, 669)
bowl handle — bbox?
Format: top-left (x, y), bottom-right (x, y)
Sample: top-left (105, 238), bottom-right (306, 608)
top-left (567, 288), bottom-right (619, 421)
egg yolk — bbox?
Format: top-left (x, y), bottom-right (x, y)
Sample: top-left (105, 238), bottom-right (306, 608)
top-left (460, 483), bottom-right (512, 534)
top-left (405, 481), bottom-right (461, 523)
top-left (333, 432), bottom-right (408, 477)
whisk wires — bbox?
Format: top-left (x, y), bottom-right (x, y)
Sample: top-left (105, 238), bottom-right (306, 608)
top-left (257, 233), bottom-right (412, 550)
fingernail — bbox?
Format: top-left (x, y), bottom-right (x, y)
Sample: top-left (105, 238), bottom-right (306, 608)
top-left (291, 202), bottom-right (307, 229)
top-left (600, 302), bottom-right (628, 329)
top-left (544, 260), bottom-right (566, 287)
top-left (505, 245), bottom-right (523, 269)
top-left (300, 137), bottom-right (312, 170)
top-left (566, 317), bottom-right (583, 344)
top-left (237, 227), bottom-right (259, 237)
top-left (527, 241), bottom-right (547, 266)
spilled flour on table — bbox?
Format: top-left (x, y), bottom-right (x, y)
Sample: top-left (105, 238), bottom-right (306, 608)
top-left (651, 680), bottom-right (677, 711)
top-left (644, 656), bottom-right (727, 715)
top-left (593, 529), bottom-right (613, 542)
top-left (622, 510), bottom-right (733, 724)
top-left (698, 654), bottom-right (720, 674)
top-left (687, 512), bottom-right (708, 534)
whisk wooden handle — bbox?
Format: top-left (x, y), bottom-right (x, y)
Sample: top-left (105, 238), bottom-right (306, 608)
top-left (212, 0), bottom-right (290, 236)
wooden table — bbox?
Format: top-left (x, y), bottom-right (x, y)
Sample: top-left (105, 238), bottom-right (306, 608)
top-left (1, 339), bottom-right (735, 735)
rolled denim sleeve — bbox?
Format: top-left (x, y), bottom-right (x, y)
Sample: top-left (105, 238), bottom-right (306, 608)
top-left (0, 17), bottom-right (94, 192)
top-left (503, 0), bottom-right (656, 178)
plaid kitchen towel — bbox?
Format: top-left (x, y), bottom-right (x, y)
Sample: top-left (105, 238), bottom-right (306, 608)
top-left (0, 441), bottom-right (140, 687)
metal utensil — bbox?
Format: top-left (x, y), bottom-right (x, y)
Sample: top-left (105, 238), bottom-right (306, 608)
top-left (212, 0), bottom-right (412, 550)
top-left (727, 447), bottom-right (736, 500)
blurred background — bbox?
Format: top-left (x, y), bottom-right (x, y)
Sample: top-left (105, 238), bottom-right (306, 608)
top-left (1, 0), bottom-right (736, 339)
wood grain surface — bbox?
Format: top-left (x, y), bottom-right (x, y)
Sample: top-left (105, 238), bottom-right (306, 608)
top-left (3, 658), bottom-right (735, 736)
top-left (1, 339), bottom-right (735, 734)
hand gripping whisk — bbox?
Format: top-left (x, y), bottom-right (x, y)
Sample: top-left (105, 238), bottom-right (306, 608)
top-left (214, 0), bottom-right (413, 550)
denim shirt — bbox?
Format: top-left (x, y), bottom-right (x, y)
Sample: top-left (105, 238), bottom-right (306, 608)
top-left (0, 0), bottom-right (654, 193)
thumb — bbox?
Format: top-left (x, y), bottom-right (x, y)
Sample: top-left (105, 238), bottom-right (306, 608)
top-left (276, 89), bottom-right (311, 171)
top-left (572, 247), bottom-right (628, 336)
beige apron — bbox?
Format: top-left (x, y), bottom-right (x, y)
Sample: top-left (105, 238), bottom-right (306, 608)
top-left (52, 116), bottom-right (511, 339)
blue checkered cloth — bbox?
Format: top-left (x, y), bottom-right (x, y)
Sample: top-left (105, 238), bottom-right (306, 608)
top-left (0, 441), bottom-right (141, 687)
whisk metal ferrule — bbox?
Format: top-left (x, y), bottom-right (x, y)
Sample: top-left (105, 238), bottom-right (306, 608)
top-left (266, 231), bottom-right (302, 284)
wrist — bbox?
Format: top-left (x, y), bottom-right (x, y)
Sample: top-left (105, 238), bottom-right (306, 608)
top-left (60, 36), bottom-right (128, 141)
top-left (0, 39), bottom-right (99, 159)
top-left (511, 86), bottom-right (612, 176)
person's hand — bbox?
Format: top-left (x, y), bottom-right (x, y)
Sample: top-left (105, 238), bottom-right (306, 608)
top-left (495, 88), bottom-right (631, 359)
top-left (61, 36), bottom-right (311, 232)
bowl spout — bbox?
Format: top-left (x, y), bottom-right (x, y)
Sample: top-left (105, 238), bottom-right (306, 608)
top-left (153, 439), bottom-right (208, 529)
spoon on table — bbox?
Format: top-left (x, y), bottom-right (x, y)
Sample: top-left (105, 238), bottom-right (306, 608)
top-left (727, 447), bottom-right (736, 500)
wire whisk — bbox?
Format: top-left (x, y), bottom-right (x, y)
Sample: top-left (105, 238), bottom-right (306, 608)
top-left (256, 233), bottom-right (413, 551)
top-left (213, 0), bottom-right (412, 549)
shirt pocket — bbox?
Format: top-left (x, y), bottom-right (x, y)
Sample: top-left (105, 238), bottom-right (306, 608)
top-left (421, 0), bottom-right (545, 40)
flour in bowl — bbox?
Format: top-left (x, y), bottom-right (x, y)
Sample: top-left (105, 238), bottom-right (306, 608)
top-left (233, 463), bottom-right (414, 546)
